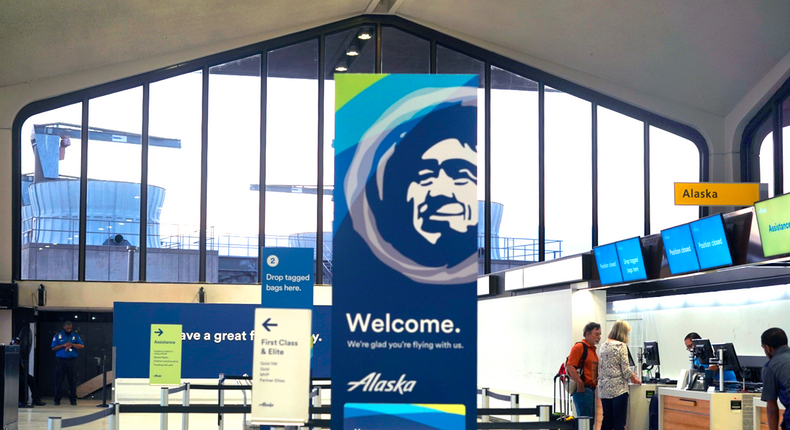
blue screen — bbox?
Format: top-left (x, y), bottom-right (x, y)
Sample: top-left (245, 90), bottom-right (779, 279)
top-left (594, 243), bottom-right (623, 285)
top-left (689, 215), bottom-right (732, 270)
top-left (616, 237), bottom-right (648, 282)
top-left (661, 224), bottom-right (700, 274)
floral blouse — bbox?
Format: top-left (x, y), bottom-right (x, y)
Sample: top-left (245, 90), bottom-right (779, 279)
top-left (597, 339), bottom-right (633, 399)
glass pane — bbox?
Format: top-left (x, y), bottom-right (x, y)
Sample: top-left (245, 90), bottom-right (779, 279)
top-left (437, 46), bottom-right (486, 273)
top-left (381, 27), bottom-right (429, 73)
top-left (597, 107), bottom-right (644, 244)
top-left (148, 71), bottom-right (203, 282)
top-left (324, 28), bottom-right (377, 284)
top-left (266, 41), bottom-right (319, 279)
top-left (490, 66), bottom-right (539, 269)
top-left (754, 113), bottom-right (775, 198)
top-left (649, 126), bottom-right (700, 233)
top-left (759, 130), bottom-right (775, 198)
top-left (544, 87), bottom-right (592, 258)
top-left (86, 87), bottom-right (143, 281)
top-left (208, 55), bottom-right (262, 284)
top-left (20, 103), bottom-right (83, 280)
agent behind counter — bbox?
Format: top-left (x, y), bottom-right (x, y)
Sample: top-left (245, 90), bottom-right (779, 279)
top-left (684, 332), bottom-right (737, 381)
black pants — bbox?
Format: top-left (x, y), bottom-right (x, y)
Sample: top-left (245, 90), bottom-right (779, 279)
top-left (18, 372), bottom-right (42, 404)
top-left (601, 392), bottom-right (629, 430)
top-left (54, 357), bottom-right (77, 403)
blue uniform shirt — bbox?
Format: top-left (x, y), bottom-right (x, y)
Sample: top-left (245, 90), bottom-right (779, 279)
top-left (694, 357), bottom-right (737, 381)
top-left (762, 346), bottom-right (790, 425)
top-left (51, 330), bottom-right (84, 359)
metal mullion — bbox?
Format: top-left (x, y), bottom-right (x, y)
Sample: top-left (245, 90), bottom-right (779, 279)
top-left (375, 24), bottom-right (382, 74)
top-left (78, 100), bottom-right (89, 281)
top-left (199, 67), bottom-right (209, 283)
top-left (484, 63), bottom-right (492, 274)
top-left (430, 40), bottom-right (437, 74)
top-left (317, 35), bottom-right (325, 285)
top-left (774, 101), bottom-right (784, 195)
top-left (644, 122), bottom-right (651, 236)
top-left (140, 83), bottom-right (150, 281)
top-left (591, 103), bottom-right (598, 248)
top-left (538, 84), bottom-right (546, 261)
top-left (259, 54), bottom-right (267, 284)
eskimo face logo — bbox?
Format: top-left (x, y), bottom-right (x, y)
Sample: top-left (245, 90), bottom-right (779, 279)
top-left (347, 372), bottom-right (416, 394)
top-left (343, 86), bottom-right (480, 285)
top-left (407, 138), bottom-right (477, 245)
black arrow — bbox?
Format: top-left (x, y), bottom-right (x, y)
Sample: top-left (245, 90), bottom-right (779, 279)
top-left (155, 328), bottom-right (163, 336)
top-left (262, 318), bottom-right (278, 332)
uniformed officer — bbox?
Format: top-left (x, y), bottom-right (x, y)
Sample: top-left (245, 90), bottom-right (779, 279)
top-left (51, 321), bottom-right (84, 405)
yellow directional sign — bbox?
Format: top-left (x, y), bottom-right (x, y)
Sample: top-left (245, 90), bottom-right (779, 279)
top-left (674, 183), bottom-right (762, 206)
top-left (150, 324), bottom-right (182, 386)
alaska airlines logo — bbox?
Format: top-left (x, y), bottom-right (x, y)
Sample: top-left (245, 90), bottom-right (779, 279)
top-left (347, 372), bottom-right (416, 394)
top-left (681, 188), bottom-right (718, 199)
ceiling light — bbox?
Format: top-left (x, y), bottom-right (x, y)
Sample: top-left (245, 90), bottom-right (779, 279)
top-left (346, 41), bottom-right (360, 57)
top-left (335, 58), bottom-right (349, 72)
top-left (357, 27), bottom-right (373, 40)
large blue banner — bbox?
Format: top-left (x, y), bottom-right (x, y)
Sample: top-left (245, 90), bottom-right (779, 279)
top-left (332, 74), bottom-right (478, 430)
top-left (114, 302), bottom-right (331, 379)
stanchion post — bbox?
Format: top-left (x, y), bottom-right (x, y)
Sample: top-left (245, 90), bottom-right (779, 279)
top-left (218, 375), bottom-right (225, 430)
top-left (538, 405), bottom-right (551, 422)
top-left (312, 387), bottom-right (321, 421)
top-left (511, 393), bottom-right (520, 423)
top-left (108, 403), bottom-right (116, 430)
top-left (576, 416), bottom-right (592, 430)
top-left (113, 403), bottom-right (121, 430)
top-left (47, 417), bottom-right (62, 430)
top-left (481, 388), bottom-right (490, 423)
top-left (182, 383), bottom-right (190, 430)
top-left (160, 387), bottom-right (169, 430)
top-left (98, 354), bottom-right (108, 407)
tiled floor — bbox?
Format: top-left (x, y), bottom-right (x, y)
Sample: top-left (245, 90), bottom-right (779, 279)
top-left (17, 398), bottom-right (249, 430)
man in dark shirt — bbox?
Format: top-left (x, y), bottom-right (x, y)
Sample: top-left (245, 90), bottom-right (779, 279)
top-left (760, 327), bottom-right (790, 430)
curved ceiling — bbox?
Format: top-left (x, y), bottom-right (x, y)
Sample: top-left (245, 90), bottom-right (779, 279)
top-left (1, 0), bottom-right (790, 117)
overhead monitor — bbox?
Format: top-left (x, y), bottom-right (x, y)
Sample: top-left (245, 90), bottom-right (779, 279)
top-left (593, 243), bottom-right (623, 285)
top-left (643, 341), bottom-right (660, 366)
top-left (689, 214), bottom-right (733, 270)
top-left (691, 338), bottom-right (715, 367)
top-left (661, 223), bottom-right (700, 275)
top-left (754, 192), bottom-right (790, 257)
top-left (616, 237), bottom-right (648, 282)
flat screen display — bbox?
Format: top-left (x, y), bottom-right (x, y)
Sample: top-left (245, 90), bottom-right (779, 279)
top-left (689, 214), bottom-right (733, 270)
top-left (594, 243), bottom-right (623, 285)
top-left (661, 223), bottom-right (700, 275)
top-left (754, 192), bottom-right (790, 257)
top-left (616, 237), bottom-right (648, 282)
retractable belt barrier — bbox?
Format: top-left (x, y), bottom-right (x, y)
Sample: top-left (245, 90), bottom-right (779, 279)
top-left (47, 381), bottom-right (589, 430)
top-left (47, 404), bottom-right (120, 430)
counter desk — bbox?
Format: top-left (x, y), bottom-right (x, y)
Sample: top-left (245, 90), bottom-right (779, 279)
top-left (658, 387), bottom-right (760, 430)
top-left (752, 398), bottom-right (786, 430)
top-left (627, 383), bottom-right (674, 430)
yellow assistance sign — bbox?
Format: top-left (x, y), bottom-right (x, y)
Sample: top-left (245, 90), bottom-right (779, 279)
top-left (674, 183), bottom-right (761, 206)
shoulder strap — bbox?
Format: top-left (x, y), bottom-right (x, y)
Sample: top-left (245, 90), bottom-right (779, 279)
top-left (579, 342), bottom-right (588, 371)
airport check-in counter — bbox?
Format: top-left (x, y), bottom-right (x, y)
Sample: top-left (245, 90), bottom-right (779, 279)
top-left (753, 399), bottom-right (786, 430)
top-left (658, 387), bottom-right (760, 430)
top-left (628, 383), bottom-right (674, 430)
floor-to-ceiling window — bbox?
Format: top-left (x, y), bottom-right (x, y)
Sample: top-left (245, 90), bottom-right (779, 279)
top-left (743, 76), bottom-right (790, 197)
top-left (13, 15), bottom-right (706, 284)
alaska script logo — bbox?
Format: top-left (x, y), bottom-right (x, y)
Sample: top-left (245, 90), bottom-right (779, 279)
top-left (347, 372), bottom-right (416, 394)
top-left (681, 188), bottom-right (719, 199)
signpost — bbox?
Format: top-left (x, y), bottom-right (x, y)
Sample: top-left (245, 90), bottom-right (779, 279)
top-left (250, 308), bottom-right (312, 426)
top-left (149, 324), bottom-right (182, 386)
top-left (252, 247), bottom-right (315, 425)
top-left (674, 182), bottom-right (764, 206)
